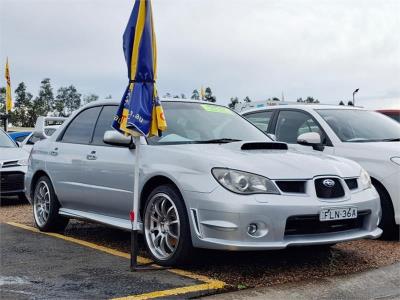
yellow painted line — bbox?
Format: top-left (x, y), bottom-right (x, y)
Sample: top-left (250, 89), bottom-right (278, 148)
top-left (6, 222), bottom-right (151, 264)
top-left (6, 222), bottom-right (226, 299)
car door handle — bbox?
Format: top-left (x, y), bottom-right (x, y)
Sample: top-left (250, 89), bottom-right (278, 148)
top-left (50, 148), bottom-right (58, 156)
top-left (86, 151), bottom-right (97, 160)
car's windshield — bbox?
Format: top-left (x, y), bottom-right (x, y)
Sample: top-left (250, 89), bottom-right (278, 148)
top-left (317, 109), bottom-right (400, 142)
top-left (0, 130), bottom-right (17, 148)
top-left (148, 102), bottom-right (269, 145)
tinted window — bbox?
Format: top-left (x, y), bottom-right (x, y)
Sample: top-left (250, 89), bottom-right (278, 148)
top-left (62, 107), bottom-right (101, 144)
top-left (276, 110), bottom-right (325, 144)
top-left (317, 109), bottom-right (400, 142)
top-left (244, 111), bottom-right (273, 132)
top-left (92, 106), bottom-right (118, 146)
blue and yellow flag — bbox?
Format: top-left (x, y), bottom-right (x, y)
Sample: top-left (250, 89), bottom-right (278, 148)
top-left (113, 0), bottom-right (166, 137)
top-left (5, 58), bottom-right (13, 113)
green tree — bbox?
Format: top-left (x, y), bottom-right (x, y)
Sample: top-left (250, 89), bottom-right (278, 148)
top-left (0, 87), bottom-right (5, 113)
top-left (204, 87), bottom-right (216, 103)
top-left (180, 93), bottom-right (186, 99)
top-left (163, 92), bottom-right (172, 98)
top-left (348, 101), bottom-right (354, 106)
top-left (83, 94), bottom-right (99, 105)
top-left (339, 101), bottom-right (345, 105)
top-left (191, 89), bottom-right (199, 100)
top-left (11, 82), bottom-right (33, 127)
top-left (243, 96), bottom-right (251, 103)
top-left (33, 78), bottom-right (54, 117)
top-left (54, 85), bottom-right (82, 117)
top-left (228, 97), bottom-right (239, 109)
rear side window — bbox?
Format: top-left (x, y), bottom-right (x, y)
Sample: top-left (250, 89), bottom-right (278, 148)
top-left (61, 107), bottom-right (101, 144)
top-left (244, 111), bottom-right (273, 132)
top-left (92, 106), bottom-right (118, 146)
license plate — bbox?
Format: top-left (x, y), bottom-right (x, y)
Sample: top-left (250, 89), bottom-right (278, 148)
top-left (319, 207), bottom-right (357, 221)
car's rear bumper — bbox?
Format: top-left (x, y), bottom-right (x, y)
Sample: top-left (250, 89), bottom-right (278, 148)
top-left (184, 186), bottom-right (382, 251)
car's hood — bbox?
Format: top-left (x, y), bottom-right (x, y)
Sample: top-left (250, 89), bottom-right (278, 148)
top-left (0, 147), bottom-right (29, 162)
top-left (151, 142), bottom-right (361, 180)
top-left (339, 141), bottom-right (400, 158)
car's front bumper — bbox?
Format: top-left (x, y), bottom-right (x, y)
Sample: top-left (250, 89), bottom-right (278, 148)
top-left (183, 185), bottom-right (382, 251)
top-left (0, 166), bottom-right (27, 197)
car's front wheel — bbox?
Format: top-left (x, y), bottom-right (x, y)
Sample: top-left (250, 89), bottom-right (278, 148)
top-left (33, 176), bottom-right (69, 232)
top-left (143, 184), bottom-right (193, 266)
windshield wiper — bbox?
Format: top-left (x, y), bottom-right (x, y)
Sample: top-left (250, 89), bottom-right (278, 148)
top-left (194, 138), bottom-right (242, 144)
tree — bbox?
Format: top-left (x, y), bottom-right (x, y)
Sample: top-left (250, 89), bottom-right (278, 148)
top-left (11, 82), bottom-right (33, 127)
top-left (54, 85), bottom-right (82, 117)
top-left (34, 78), bottom-right (54, 116)
top-left (0, 87), bottom-right (5, 113)
top-left (180, 93), bottom-right (186, 99)
top-left (297, 97), bottom-right (319, 103)
top-left (348, 101), bottom-right (354, 106)
top-left (243, 96), bottom-right (251, 103)
top-left (297, 97), bottom-right (303, 103)
top-left (272, 97), bottom-right (280, 101)
top-left (228, 97), bottom-right (239, 109)
top-left (83, 94), bottom-right (99, 105)
top-left (339, 101), bottom-right (345, 105)
top-left (163, 92), bottom-right (172, 98)
top-left (191, 89), bottom-right (199, 100)
top-left (173, 95), bottom-right (180, 98)
top-left (105, 95), bottom-right (112, 99)
top-left (204, 87), bottom-right (216, 103)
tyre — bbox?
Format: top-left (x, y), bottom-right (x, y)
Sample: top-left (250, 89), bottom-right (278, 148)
top-left (143, 184), bottom-right (193, 266)
top-left (33, 176), bottom-right (69, 232)
top-left (374, 183), bottom-right (399, 241)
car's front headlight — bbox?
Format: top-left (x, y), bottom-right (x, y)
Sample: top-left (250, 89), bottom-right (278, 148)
top-left (359, 168), bottom-right (372, 190)
top-left (212, 168), bottom-right (280, 195)
top-left (17, 159), bottom-right (28, 166)
top-left (390, 157), bottom-right (400, 166)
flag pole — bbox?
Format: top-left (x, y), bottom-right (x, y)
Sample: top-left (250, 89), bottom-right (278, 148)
top-left (130, 135), bottom-right (141, 271)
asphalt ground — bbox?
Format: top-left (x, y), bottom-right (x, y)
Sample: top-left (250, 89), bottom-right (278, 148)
top-left (1, 199), bottom-right (400, 298)
top-left (0, 223), bottom-right (225, 300)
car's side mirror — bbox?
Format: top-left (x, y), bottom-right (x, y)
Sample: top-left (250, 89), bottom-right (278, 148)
top-left (267, 133), bottom-right (277, 141)
top-left (103, 130), bottom-right (134, 148)
top-left (297, 132), bottom-right (324, 151)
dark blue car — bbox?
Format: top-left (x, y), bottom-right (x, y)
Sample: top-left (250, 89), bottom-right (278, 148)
top-left (8, 131), bottom-right (32, 143)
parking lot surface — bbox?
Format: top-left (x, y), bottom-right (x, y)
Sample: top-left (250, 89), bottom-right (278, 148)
top-left (0, 223), bottom-right (224, 300)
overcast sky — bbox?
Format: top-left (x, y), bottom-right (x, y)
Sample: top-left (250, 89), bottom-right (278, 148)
top-left (1, 0), bottom-right (399, 109)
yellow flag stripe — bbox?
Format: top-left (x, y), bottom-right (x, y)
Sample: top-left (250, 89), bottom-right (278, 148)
top-left (130, 0), bottom-right (147, 83)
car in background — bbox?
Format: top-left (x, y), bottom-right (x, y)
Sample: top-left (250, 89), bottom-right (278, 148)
top-left (0, 128), bottom-right (29, 201)
top-left (8, 131), bottom-right (32, 143)
top-left (20, 117), bottom-right (66, 152)
top-left (377, 109), bottom-right (400, 123)
top-left (242, 105), bottom-right (400, 239)
top-left (26, 100), bottom-right (382, 266)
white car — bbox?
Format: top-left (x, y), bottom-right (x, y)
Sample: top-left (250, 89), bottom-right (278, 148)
top-left (0, 128), bottom-right (29, 200)
top-left (21, 117), bottom-right (66, 152)
top-left (242, 104), bottom-right (400, 239)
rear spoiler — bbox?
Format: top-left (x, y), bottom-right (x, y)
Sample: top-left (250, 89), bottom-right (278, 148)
top-left (33, 116), bottom-right (66, 139)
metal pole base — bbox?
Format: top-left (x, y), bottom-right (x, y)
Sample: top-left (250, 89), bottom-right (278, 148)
top-left (130, 230), bottom-right (169, 272)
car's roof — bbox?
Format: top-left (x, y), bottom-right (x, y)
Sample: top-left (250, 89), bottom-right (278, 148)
top-left (81, 98), bottom-right (224, 109)
top-left (241, 104), bottom-right (367, 114)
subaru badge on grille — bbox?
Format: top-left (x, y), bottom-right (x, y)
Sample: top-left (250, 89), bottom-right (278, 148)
top-left (322, 179), bottom-right (335, 188)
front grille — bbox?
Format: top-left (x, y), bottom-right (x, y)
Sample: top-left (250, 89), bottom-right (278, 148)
top-left (285, 210), bottom-right (370, 236)
top-left (315, 178), bottom-right (345, 198)
top-left (276, 181), bottom-right (306, 193)
top-left (0, 172), bottom-right (25, 193)
top-left (345, 178), bottom-right (358, 190)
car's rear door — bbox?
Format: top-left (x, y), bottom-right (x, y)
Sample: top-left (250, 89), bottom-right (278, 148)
top-left (46, 106), bottom-right (102, 212)
top-left (81, 105), bottom-right (135, 219)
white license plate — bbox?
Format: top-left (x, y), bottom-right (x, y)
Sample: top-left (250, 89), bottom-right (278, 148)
top-left (319, 207), bottom-right (357, 221)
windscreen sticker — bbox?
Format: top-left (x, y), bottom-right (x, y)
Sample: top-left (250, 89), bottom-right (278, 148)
top-left (201, 104), bottom-right (233, 115)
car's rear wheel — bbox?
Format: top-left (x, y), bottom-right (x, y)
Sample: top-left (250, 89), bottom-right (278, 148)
top-left (143, 184), bottom-right (192, 266)
top-left (33, 176), bottom-right (68, 232)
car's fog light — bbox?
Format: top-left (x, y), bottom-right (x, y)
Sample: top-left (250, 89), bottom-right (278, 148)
top-left (247, 223), bottom-right (258, 235)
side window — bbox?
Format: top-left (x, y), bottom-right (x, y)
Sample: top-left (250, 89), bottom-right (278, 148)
top-left (61, 107), bottom-right (102, 144)
top-left (15, 135), bottom-right (27, 142)
top-left (244, 111), bottom-right (273, 132)
top-left (92, 106), bottom-right (118, 146)
top-left (275, 110), bottom-right (324, 144)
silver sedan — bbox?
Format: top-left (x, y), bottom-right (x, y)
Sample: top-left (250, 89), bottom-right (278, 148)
top-left (25, 99), bottom-right (382, 266)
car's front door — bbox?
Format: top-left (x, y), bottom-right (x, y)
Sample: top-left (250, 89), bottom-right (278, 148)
top-left (46, 106), bottom-right (102, 212)
top-left (81, 105), bottom-right (135, 220)
top-left (271, 109), bottom-right (335, 154)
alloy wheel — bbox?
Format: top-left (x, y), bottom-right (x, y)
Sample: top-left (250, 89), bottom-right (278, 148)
top-left (144, 193), bottom-right (181, 261)
top-left (33, 181), bottom-right (51, 227)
